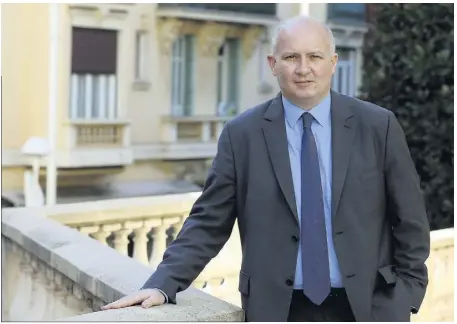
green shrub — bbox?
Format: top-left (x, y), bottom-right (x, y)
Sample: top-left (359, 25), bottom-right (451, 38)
top-left (359, 4), bottom-right (454, 230)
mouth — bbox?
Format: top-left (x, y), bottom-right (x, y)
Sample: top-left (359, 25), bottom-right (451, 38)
top-left (295, 81), bottom-right (314, 85)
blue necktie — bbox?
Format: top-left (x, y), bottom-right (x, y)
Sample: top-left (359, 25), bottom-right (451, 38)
top-left (301, 112), bottom-right (331, 305)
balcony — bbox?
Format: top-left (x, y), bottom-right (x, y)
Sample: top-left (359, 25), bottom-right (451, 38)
top-left (1, 194), bottom-right (455, 321)
top-left (59, 120), bottom-right (133, 168)
top-left (156, 3), bottom-right (278, 26)
top-left (134, 115), bottom-right (231, 161)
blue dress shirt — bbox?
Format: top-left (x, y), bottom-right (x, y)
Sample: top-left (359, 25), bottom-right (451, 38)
top-left (282, 94), bottom-right (344, 289)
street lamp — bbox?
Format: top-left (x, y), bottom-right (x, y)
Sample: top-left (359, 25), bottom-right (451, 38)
top-left (21, 137), bottom-right (50, 207)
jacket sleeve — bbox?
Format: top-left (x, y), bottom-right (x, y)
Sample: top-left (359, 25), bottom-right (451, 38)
top-left (141, 123), bottom-right (237, 303)
top-left (384, 111), bottom-right (430, 312)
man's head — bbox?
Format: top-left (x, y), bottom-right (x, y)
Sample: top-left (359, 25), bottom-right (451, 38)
top-left (267, 16), bottom-right (338, 110)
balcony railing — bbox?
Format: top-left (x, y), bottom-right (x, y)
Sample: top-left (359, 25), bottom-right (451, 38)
top-left (158, 3), bottom-right (276, 16)
top-left (45, 192), bottom-right (242, 305)
top-left (68, 120), bottom-right (130, 148)
top-left (2, 203), bottom-right (244, 321)
top-left (161, 115), bottom-right (230, 143)
top-left (57, 120), bottom-right (133, 168)
top-left (2, 195), bottom-right (455, 322)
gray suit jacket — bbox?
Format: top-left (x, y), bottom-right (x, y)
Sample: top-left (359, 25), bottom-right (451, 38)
top-left (142, 91), bottom-right (430, 322)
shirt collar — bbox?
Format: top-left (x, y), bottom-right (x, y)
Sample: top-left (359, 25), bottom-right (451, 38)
top-left (282, 93), bottom-right (331, 128)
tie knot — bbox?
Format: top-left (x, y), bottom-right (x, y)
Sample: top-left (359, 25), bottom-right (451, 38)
top-left (302, 113), bottom-right (314, 128)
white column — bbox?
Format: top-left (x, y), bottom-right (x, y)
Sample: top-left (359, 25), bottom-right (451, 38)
top-left (46, 3), bottom-right (59, 206)
top-left (149, 222), bottom-right (168, 267)
top-left (114, 228), bottom-right (131, 256)
top-left (127, 221), bottom-right (153, 265)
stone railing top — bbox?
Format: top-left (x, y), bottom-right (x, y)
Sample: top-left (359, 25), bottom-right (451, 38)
top-left (429, 227), bottom-right (454, 249)
top-left (1, 206), bottom-right (243, 322)
top-left (43, 192), bottom-right (202, 226)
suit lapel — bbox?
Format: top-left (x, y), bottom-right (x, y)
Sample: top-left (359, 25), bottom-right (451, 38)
top-left (330, 91), bottom-right (355, 223)
top-left (262, 94), bottom-right (299, 224)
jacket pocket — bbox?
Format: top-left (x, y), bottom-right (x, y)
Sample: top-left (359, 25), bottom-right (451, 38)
top-left (238, 271), bottom-right (250, 296)
top-left (377, 265), bottom-right (397, 286)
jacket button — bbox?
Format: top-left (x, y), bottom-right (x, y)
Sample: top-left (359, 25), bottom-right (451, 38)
top-left (286, 279), bottom-right (294, 286)
top-left (292, 235), bottom-right (299, 242)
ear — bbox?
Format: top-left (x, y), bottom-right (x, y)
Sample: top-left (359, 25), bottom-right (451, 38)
top-left (331, 53), bottom-right (338, 75)
top-left (267, 54), bottom-right (277, 76)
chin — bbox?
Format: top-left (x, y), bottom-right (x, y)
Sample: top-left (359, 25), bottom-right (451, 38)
top-left (296, 90), bottom-right (316, 99)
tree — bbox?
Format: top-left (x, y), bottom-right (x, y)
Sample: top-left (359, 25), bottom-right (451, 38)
top-left (359, 4), bottom-right (453, 230)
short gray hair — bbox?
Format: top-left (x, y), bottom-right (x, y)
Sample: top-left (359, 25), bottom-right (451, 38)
top-left (271, 16), bottom-right (336, 56)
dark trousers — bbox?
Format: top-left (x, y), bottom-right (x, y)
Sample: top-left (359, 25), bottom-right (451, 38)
top-left (287, 288), bottom-right (356, 322)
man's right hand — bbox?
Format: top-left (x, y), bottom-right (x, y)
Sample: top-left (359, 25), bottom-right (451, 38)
top-left (101, 288), bottom-right (166, 310)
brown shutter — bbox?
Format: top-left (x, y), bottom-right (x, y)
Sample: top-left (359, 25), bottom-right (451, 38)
top-left (72, 27), bottom-right (117, 74)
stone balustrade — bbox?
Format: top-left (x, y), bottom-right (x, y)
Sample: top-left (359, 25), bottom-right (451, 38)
top-left (412, 228), bottom-right (454, 322)
top-left (44, 192), bottom-right (242, 305)
top-left (2, 192), bottom-right (454, 322)
top-left (1, 206), bottom-right (244, 321)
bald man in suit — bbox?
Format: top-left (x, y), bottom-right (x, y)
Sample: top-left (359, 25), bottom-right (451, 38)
top-left (103, 16), bottom-right (430, 322)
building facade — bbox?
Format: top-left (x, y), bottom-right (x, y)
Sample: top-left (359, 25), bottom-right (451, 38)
top-left (1, 3), bottom-right (367, 206)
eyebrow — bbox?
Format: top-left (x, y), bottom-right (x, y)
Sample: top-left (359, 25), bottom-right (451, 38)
top-left (308, 51), bottom-right (325, 56)
top-left (281, 51), bottom-right (325, 57)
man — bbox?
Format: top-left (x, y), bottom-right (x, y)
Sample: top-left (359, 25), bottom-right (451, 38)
top-left (102, 16), bottom-right (430, 322)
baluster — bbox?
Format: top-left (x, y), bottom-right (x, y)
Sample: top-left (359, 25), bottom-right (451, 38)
top-left (171, 215), bottom-right (186, 240)
top-left (93, 224), bottom-right (120, 246)
top-left (79, 225), bottom-right (100, 238)
top-left (127, 220), bottom-right (154, 265)
top-left (162, 216), bottom-right (179, 242)
top-left (114, 227), bottom-right (132, 256)
top-left (149, 220), bottom-right (168, 267)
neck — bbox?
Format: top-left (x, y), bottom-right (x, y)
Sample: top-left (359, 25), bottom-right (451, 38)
top-left (283, 92), bottom-right (330, 111)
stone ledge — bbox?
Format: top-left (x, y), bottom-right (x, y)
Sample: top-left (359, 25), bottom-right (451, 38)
top-left (1, 207), bottom-right (244, 321)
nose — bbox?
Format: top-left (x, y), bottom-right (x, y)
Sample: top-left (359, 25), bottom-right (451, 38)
top-left (295, 58), bottom-right (311, 75)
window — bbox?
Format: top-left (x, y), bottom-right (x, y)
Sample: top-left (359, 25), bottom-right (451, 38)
top-left (332, 48), bottom-right (356, 97)
top-left (217, 38), bottom-right (240, 116)
top-left (134, 31), bottom-right (148, 81)
top-left (70, 27), bottom-right (118, 120)
top-left (171, 35), bottom-right (195, 116)
top-left (327, 4), bottom-right (366, 24)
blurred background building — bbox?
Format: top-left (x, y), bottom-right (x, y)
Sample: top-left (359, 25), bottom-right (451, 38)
top-left (1, 2), bottom-right (368, 207)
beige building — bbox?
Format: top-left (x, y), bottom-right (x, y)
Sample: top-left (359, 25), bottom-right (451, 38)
top-left (1, 3), bottom-right (368, 206)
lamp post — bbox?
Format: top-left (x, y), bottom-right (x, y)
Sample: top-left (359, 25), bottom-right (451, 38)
top-left (21, 137), bottom-right (50, 207)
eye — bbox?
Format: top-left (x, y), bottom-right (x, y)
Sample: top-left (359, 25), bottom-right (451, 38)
top-left (285, 54), bottom-right (297, 60)
top-left (310, 55), bottom-right (322, 59)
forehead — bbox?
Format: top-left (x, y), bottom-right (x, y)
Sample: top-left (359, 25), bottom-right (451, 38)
top-left (276, 22), bottom-right (330, 54)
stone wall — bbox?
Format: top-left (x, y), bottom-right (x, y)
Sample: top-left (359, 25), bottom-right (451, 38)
top-left (1, 206), bottom-right (244, 321)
